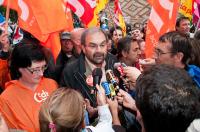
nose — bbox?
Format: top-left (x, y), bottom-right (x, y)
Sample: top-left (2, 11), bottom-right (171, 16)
top-left (37, 69), bottom-right (44, 77)
top-left (96, 45), bottom-right (102, 52)
top-left (137, 50), bottom-right (141, 56)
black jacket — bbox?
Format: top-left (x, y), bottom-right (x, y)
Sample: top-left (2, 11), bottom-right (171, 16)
top-left (60, 52), bottom-right (118, 106)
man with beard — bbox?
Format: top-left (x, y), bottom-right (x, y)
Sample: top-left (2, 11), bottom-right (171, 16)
top-left (60, 27), bottom-right (118, 107)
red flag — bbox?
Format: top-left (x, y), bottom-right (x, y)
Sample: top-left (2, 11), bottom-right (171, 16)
top-left (66, 0), bottom-right (97, 27)
top-left (193, 0), bottom-right (200, 27)
top-left (145, 0), bottom-right (179, 58)
top-left (12, 26), bottom-right (23, 45)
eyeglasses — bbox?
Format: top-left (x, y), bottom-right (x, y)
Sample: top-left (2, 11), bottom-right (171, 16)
top-left (26, 65), bottom-right (48, 75)
top-left (154, 49), bottom-right (175, 57)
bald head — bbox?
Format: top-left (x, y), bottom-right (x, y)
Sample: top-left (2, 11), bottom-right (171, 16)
top-left (70, 28), bottom-right (85, 55)
top-left (70, 28), bottom-right (85, 44)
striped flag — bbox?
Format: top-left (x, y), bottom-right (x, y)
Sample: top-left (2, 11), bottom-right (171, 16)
top-left (193, 0), bottom-right (200, 27)
top-left (114, 0), bottom-right (126, 35)
top-left (145, 0), bottom-right (179, 58)
top-left (66, 0), bottom-right (98, 27)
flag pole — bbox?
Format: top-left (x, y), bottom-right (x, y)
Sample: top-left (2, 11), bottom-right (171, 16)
top-left (195, 18), bottom-right (200, 33)
top-left (106, 2), bottom-right (117, 29)
top-left (5, 0), bottom-right (11, 34)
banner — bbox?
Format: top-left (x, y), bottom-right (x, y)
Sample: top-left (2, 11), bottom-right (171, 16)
top-left (179, 0), bottom-right (194, 20)
top-left (96, 0), bottom-right (108, 13)
top-left (145, 0), bottom-right (179, 58)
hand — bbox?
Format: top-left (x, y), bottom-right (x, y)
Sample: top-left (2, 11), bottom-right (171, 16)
top-left (85, 99), bottom-right (98, 118)
top-left (116, 89), bottom-right (137, 112)
top-left (107, 98), bottom-right (121, 125)
top-left (139, 58), bottom-right (155, 71)
top-left (123, 66), bottom-right (141, 83)
top-left (96, 84), bottom-right (106, 106)
top-left (0, 113), bottom-right (9, 132)
top-left (107, 97), bottom-right (118, 113)
top-left (139, 58), bottom-right (155, 65)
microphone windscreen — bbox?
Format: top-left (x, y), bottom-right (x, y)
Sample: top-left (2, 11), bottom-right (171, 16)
top-left (92, 68), bottom-right (103, 86)
top-left (92, 68), bottom-right (102, 78)
top-left (114, 62), bottom-right (122, 69)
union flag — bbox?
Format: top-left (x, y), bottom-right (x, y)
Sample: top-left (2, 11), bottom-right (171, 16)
top-left (145, 0), bottom-right (179, 58)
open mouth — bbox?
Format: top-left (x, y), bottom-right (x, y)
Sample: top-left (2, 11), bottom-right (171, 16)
top-left (95, 56), bottom-right (104, 59)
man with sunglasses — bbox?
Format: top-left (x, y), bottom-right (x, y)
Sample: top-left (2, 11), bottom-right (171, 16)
top-left (0, 43), bottom-right (58, 132)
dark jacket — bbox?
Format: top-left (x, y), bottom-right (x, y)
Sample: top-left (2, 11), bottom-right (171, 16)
top-left (43, 49), bottom-right (76, 83)
top-left (60, 52), bottom-right (118, 106)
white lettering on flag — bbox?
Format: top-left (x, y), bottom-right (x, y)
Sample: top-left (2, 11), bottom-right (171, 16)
top-left (150, 7), bottom-right (164, 32)
top-left (0, 0), bottom-right (4, 5)
top-left (18, 0), bottom-right (29, 21)
top-left (86, 0), bottom-right (96, 8)
top-left (67, 0), bottom-right (85, 17)
top-left (159, 0), bottom-right (173, 19)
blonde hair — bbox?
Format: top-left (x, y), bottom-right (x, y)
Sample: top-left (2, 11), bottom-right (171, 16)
top-left (39, 88), bottom-right (85, 132)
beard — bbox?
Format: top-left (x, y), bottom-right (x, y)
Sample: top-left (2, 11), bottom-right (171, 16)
top-left (87, 52), bottom-right (106, 65)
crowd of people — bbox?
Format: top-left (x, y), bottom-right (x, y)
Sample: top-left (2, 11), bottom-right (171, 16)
top-left (0, 15), bottom-right (200, 132)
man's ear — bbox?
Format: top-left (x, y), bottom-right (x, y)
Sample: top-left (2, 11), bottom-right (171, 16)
top-left (122, 50), bottom-right (128, 58)
top-left (174, 52), bottom-right (184, 63)
top-left (175, 26), bottom-right (179, 31)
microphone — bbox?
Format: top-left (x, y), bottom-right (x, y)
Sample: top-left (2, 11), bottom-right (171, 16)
top-left (114, 62), bottom-right (128, 90)
top-left (121, 63), bottom-right (127, 67)
top-left (101, 81), bottom-right (111, 98)
top-left (114, 62), bottom-right (126, 77)
top-left (106, 69), bottom-right (120, 93)
top-left (92, 68), bottom-right (102, 88)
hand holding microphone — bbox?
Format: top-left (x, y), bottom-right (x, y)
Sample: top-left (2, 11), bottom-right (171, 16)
top-left (123, 66), bottom-right (141, 84)
top-left (95, 84), bottom-right (107, 106)
top-left (114, 62), bottom-right (127, 77)
top-left (114, 62), bottom-right (142, 89)
top-left (106, 69), bottom-right (120, 93)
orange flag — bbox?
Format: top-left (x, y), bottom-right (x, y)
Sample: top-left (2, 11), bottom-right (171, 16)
top-left (1, 0), bottom-right (73, 60)
top-left (64, 7), bottom-right (74, 31)
top-left (145, 0), bottom-right (179, 58)
top-left (41, 32), bottom-right (61, 61)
